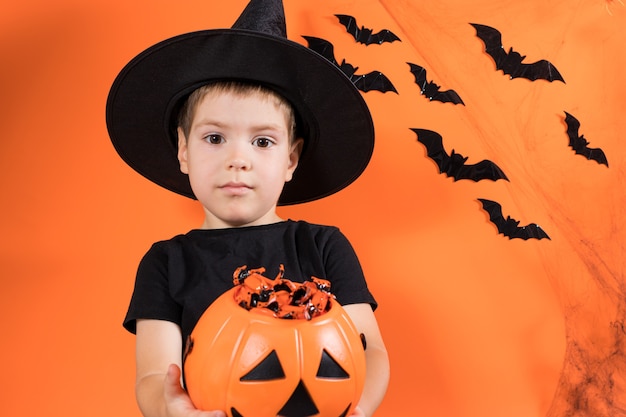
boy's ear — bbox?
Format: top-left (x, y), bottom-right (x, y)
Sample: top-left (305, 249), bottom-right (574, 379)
top-left (177, 127), bottom-right (189, 174)
top-left (285, 138), bottom-right (304, 182)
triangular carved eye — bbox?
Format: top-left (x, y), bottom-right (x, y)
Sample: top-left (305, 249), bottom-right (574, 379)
top-left (316, 349), bottom-right (350, 379)
top-left (240, 350), bottom-right (286, 381)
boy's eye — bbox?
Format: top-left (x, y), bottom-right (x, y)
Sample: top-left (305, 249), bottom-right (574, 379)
top-left (204, 134), bottom-right (224, 144)
top-left (253, 137), bottom-right (274, 148)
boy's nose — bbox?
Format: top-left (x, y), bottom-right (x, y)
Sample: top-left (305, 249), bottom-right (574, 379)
top-left (228, 157), bottom-right (251, 170)
top-left (227, 141), bottom-right (252, 170)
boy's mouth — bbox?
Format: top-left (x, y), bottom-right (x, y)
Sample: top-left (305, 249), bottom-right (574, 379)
top-left (220, 181), bottom-right (252, 195)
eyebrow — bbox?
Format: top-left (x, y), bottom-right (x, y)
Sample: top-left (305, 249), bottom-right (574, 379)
top-left (192, 119), bottom-right (286, 133)
top-left (191, 118), bottom-right (224, 128)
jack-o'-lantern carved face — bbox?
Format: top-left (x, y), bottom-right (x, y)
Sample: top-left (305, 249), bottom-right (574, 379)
top-left (184, 286), bottom-right (366, 417)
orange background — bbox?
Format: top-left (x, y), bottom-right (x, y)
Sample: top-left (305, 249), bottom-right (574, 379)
top-left (1, 0), bottom-right (624, 416)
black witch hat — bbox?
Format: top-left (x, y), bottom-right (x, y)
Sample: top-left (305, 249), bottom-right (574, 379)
top-left (106, 0), bottom-right (374, 205)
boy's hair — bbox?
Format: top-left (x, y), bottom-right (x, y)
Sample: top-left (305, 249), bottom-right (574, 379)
top-left (177, 81), bottom-right (297, 142)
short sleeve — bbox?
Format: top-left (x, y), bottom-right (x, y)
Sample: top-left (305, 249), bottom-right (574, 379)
top-left (122, 243), bottom-right (183, 334)
top-left (321, 228), bottom-right (377, 311)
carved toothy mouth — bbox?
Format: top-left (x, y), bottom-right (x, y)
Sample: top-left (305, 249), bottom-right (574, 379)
top-left (230, 379), bottom-right (351, 417)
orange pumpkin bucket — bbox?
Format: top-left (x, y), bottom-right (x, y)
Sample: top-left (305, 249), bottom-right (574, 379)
top-left (183, 266), bottom-right (367, 417)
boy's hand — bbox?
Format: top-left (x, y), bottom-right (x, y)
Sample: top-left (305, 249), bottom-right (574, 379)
top-left (164, 364), bottom-right (226, 417)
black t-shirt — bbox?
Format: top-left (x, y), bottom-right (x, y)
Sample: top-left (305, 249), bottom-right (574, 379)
top-left (123, 220), bottom-right (376, 343)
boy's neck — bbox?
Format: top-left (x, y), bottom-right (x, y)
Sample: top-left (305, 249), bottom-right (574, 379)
top-left (199, 212), bottom-right (285, 230)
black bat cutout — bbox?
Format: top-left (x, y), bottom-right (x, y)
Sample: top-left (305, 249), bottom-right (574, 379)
top-left (335, 14), bottom-right (401, 45)
top-left (564, 111), bottom-right (609, 167)
top-left (470, 23), bottom-right (565, 83)
top-left (412, 128), bottom-right (509, 182)
top-left (408, 63), bottom-right (464, 105)
top-left (302, 36), bottom-right (397, 93)
top-left (478, 198), bottom-right (551, 240)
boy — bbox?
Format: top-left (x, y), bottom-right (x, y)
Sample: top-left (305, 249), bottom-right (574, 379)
top-left (106, 1), bottom-right (389, 416)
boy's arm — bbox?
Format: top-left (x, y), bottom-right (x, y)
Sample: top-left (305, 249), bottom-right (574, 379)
top-left (135, 319), bottom-right (226, 417)
top-left (342, 303), bottom-right (390, 417)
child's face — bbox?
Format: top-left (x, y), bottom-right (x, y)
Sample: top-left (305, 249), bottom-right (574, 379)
top-left (177, 89), bottom-right (302, 229)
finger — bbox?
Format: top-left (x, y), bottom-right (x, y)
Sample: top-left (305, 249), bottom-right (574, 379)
top-left (205, 411), bottom-right (227, 417)
top-left (165, 364), bottom-right (227, 417)
top-left (164, 364), bottom-right (184, 399)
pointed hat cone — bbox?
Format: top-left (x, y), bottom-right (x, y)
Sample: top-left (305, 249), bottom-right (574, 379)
top-left (233, 0), bottom-right (287, 37)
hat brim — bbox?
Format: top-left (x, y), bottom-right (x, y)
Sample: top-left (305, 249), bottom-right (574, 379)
top-left (106, 29), bottom-right (374, 205)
